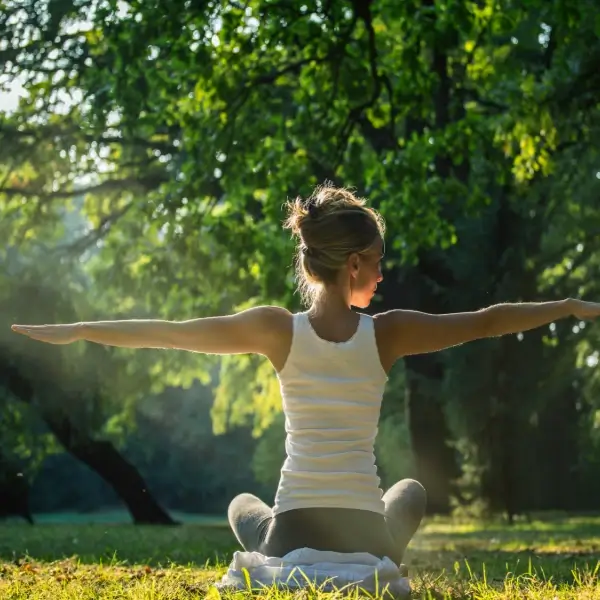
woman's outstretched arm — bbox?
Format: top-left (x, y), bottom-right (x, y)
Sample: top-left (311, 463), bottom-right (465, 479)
top-left (379, 298), bottom-right (600, 359)
top-left (11, 306), bottom-right (290, 356)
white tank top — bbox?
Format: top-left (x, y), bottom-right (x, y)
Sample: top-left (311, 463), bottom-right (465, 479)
top-left (273, 311), bottom-right (388, 516)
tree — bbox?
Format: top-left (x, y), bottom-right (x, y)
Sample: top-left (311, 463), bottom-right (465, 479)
top-left (0, 233), bottom-right (175, 523)
top-left (2, 0), bottom-right (600, 516)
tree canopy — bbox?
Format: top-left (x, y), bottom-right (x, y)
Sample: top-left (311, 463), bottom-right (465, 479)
top-left (1, 0), bottom-right (600, 520)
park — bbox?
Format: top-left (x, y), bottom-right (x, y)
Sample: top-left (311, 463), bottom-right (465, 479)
top-left (1, 0), bottom-right (600, 598)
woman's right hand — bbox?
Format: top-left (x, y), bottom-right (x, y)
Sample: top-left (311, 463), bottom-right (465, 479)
top-left (568, 298), bottom-right (600, 321)
top-left (11, 323), bottom-right (82, 345)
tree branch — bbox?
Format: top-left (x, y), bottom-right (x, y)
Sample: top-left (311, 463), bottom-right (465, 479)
top-left (456, 87), bottom-right (509, 113)
top-left (328, 14), bottom-right (359, 106)
top-left (334, 0), bottom-right (382, 167)
top-left (249, 56), bottom-right (331, 87)
top-left (53, 201), bottom-right (135, 256)
top-left (1, 174), bottom-right (168, 201)
top-left (0, 124), bottom-right (177, 155)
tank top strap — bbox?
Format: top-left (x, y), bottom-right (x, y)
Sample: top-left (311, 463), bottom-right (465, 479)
top-left (280, 312), bottom-right (311, 371)
top-left (291, 311), bottom-right (312, 344)
top-left (354, 313), bottom-right (388, 381)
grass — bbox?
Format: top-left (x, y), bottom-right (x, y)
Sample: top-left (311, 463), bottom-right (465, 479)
top-left (0, 514), bottom-right (598, 598)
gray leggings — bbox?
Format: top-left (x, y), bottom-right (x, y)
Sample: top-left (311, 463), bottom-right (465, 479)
top-left (228, 479), bottom-right (426, 566)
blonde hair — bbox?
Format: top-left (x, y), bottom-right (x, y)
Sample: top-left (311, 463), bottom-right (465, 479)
top-left (283, 183), bottom-right (385, 306)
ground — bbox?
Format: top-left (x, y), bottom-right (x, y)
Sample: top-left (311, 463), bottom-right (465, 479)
top-left (0, 513), bottom-right (598, 599)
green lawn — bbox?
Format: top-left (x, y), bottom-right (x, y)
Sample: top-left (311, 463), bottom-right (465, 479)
top-left (0, 514), bottom-right (598, 598)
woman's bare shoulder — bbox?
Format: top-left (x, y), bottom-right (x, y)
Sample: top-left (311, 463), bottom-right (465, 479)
top-left (251, 306), bottom-right (294, 371)
top-left (252, 305), bottom-right (293, 325)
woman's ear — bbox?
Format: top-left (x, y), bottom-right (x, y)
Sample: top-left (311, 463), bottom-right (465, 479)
top-left (348, 253), bottom-right (360, 278)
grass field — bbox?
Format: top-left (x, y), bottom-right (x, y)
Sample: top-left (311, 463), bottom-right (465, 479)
top-left (0, 514), bottom-right (598, 598)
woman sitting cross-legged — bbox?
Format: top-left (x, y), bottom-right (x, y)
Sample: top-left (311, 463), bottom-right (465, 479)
top-left (12, 183), bottom-right (600, 571)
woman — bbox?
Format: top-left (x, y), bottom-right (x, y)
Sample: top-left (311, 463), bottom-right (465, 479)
top-left (12, 184), bottom-right (600, 567)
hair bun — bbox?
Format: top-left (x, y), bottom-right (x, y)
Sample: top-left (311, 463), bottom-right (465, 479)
top-left (283, 196), bottom-right (310, 238)
top-left (283, 193), bottom-right (323, 240)
top-left (305, 197), bottom-right (319, 219)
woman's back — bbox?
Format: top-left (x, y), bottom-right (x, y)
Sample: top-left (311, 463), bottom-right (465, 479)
top-left (274, 311), bottom-right (388, 515)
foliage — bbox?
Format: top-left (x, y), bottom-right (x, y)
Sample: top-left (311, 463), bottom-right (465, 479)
top-left (251, 412), bottom-right (286, 489)
top-left (0, 229), bottom-right (144, 442)
top-left (0, 390), bottom-right (57, 477)
top-left (29, 383), bottom-right (269, 515)
top-left (123, 383), bottom-right (268, 513)
top-left (212, 354), bottom-right (282, 436)
top-left (0, 0), bottom-right (512, 426)
top-left (2, 0), bottom-right (600, 519)
top-left (375, 414), bottom-right (415, 490)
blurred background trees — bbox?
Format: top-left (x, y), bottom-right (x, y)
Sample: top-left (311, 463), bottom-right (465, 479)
top-left (1, 0), bottom-right (599, 522)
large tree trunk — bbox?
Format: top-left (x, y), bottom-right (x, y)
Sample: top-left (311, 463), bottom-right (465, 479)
top-left (42, 411), bottom-right (176, 525)
top-left (480, 338), bottom-right (519, 523)
top-left (400, 262), bottom-right (461, 514)
top-left (377, 262), bottom-right (460, 514)
top-left (0, 450), bottom-right (34, 524)
top-left (480, 190), bottom-right (548, 522)
top-left (355, 0), bottom-right (470, 514)
top-left (2, 358), bottom-right (175, 525)
top-left (398, 0), bottom-right (463, 514)
top-left (535, 382), bottom-right (582, 511)
top-left (404, 354), bottom-right (458, 514)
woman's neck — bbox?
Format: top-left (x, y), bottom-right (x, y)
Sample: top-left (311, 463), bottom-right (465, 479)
top-left (309, 288), bottom-right (353, 318)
